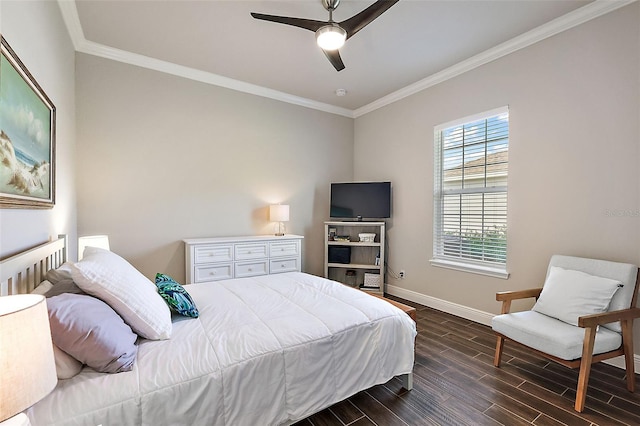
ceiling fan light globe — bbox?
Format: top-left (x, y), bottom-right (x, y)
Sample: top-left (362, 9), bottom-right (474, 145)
top-left (316, 25), bottom-right (347, 51)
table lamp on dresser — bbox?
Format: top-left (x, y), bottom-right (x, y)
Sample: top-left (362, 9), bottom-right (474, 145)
top-left (0, 294), bottom-right (57, 426)
top-left (269, 204), bottom-right (290, 236)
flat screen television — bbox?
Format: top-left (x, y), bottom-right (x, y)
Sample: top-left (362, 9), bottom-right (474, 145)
top-left (330, 182), bottom-right (391, 220)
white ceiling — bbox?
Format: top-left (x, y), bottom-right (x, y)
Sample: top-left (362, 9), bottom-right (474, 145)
top-left (63, 0), bottom-right (628, 116)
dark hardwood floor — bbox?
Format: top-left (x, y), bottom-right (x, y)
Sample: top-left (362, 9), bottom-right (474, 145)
top-left (294, 297), bottom-right (640, 426)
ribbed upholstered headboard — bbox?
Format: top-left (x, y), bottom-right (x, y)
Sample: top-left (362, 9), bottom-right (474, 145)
top-left (0, 235), bottom-right (67, 296)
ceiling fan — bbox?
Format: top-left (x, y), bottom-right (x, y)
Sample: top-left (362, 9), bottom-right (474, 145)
top-left (251, 0), bottom-right (399, 72)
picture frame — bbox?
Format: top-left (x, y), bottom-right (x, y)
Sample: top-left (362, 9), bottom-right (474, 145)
top-left (0, 35), bottom-right (56, 209)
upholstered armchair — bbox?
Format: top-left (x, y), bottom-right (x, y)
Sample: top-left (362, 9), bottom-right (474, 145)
top-left (492, 255), bottom-right (640, 412)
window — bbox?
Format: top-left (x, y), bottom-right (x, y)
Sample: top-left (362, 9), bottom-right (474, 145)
top-left (431, 106), bottom-right (509, 278)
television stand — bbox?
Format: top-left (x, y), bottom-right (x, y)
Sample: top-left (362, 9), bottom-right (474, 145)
top-left (324, 221), bottom-right (385, 295)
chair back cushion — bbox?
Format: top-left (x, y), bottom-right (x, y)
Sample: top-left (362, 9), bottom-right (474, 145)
top-left (533, 266), bottom-right (622, 326)
top-left (546, 255), bottom-right (638, 332)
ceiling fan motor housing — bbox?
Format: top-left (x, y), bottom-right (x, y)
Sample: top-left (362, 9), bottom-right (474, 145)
top-left (322, 0), bottom-right (341, 12)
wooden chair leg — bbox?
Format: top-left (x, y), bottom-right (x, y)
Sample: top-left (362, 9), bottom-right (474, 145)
top-left (621, 319), bottom-right (636, 392)
top-left (575, 326), bottom-right (597, 412)
top-left (494, 335), bottom-right (505, 367)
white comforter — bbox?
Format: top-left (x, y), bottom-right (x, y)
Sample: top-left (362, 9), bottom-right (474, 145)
top-left (28, 272), bottom-right (416, 426)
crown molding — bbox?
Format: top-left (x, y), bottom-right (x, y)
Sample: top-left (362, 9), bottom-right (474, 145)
top-left (353, 0), bottom-right (636, 118)
top-left (57, 0), bottom-right (634, 119)
top-left (56, 1), bottom-right (354, 118)
top-left (56, 0), bottom-right (84, 51)
top-left (79, 40), bottom-right (355, 118)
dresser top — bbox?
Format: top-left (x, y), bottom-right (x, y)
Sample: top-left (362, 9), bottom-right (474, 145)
top-left (184, 234), bottom-right (304, 245)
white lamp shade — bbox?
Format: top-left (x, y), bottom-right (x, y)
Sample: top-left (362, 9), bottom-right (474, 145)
top-left (269, 205), bottom-right (290, 222)
top-left (78, 235), bottom-right (110, 260)
top-left (0, 295), bottom-right (57, 422)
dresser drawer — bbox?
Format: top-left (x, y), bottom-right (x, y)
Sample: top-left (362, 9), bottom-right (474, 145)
top-left (185, 235), bottom-right (303, 283)
top-left (194, 264), bottom-right (233, 282)
top-left (235, 243), bottom-right (268, 261)
top-left (269, 257), bottom-right (300, 274)
top-left (194, 245), bottom-right (233, 264)
top-left (235, 260), bottom-right (269, 278)
top-left (269, 241), bottom-right (300, 258)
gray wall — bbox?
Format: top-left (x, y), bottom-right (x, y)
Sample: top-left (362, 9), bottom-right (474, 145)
top-left (75, 54), bottom-right (353, 280)
top-left (354, 4), bottom-right (640, 352)
top-left (0, 0), bottom-right (77, 260)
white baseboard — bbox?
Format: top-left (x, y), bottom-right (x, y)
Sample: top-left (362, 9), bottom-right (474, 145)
top-left (385, 284), bottom-right (640, 373)
top-left (385, 284), bottom-right (495, 327)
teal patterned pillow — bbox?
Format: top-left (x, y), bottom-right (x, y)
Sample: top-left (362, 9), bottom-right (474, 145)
top-left (155, 273), bottom-right (199, 318)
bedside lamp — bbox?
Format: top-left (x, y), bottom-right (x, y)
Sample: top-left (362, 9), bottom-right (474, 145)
top-left (0, 295), bottom-right (57, 426)
top-left (78, 235), bottom-right (110, 260)
top-left (269, 205), bottom-right (289, 236)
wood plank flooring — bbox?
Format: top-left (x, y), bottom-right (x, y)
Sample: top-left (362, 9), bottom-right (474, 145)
top-left (294, 297), bottom-right (640, 426)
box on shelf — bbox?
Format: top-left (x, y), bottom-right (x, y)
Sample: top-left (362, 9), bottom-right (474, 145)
top-left (328, 246), bottom-right (351, 264)
top-left (361, 272), bottom-right (382, 290)
top-left (358, 233), bottom-right (376, 243)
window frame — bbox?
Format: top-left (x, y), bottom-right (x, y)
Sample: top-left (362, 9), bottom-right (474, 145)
top-left (430, 106), bottom-right (510, 279)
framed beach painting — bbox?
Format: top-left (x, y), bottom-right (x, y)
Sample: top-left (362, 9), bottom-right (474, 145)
top-left (0, 36), bottom-right (56, 209)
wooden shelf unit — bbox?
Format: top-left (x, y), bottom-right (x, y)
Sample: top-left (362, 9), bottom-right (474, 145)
top-left (324, 221), bottom-right (385, 295)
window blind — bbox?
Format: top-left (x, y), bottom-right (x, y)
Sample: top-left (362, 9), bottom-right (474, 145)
top-left (433, 107), bottom-right (509, 270)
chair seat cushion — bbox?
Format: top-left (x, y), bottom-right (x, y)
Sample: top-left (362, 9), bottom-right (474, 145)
top-left (492, 311), bottom-right (621, 360)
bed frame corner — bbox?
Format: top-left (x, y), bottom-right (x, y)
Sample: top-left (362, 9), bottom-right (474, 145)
top-left (0, 234), bottom-right (68, 296)
top-left (400, 373), bottom-right (413, 391)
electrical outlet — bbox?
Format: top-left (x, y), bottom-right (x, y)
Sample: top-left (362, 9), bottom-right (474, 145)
top-left (399, 270), bottom-right (405, 279)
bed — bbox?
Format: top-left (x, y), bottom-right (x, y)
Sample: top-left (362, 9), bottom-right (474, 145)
top-left (1, 235), bottom-right (416, 426)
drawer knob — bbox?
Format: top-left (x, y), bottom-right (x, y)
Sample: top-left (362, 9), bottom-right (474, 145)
top-left (210, 271), bottom-right (216, 275)
top-left (248, 267), bottom-right (253, 271)
top-left (281, 264), bottom-right (285, 268)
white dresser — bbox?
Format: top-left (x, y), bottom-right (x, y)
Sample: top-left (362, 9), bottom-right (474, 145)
top-left (184, 235), bottom-right (304, 284)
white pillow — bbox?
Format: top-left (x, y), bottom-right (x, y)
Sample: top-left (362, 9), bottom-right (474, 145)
top-left (70, 246), bottom-right (171, 340)
top-left (53, 344), bottom-right (83, 379)
top-left (532, 266), bottom-right (622, 326)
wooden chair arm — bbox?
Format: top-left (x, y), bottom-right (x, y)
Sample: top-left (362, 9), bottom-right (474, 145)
top-left (496, 288), bottom-right (543, 314)
top-left (496, 288), bottom-right (542, 302)
top-left (578, 307), bottom-right (640, 328)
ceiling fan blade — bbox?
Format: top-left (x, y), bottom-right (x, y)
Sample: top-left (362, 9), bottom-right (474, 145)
top-left (250, 13), bottom-right (326, 32)
top-left (340, 0), bottom-right (399, 39)
top-left (323, 49), bottom-right (345, 72)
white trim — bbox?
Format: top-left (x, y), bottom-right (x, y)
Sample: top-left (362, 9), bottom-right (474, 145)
top-left (386, 284), bottom-right (494, 326)
top-left (385, 283), bottom-right (640, 373)
top-left (434, 106), bottom-right (509, 132)
top-left (55, 1), bottom-right (354, 118)
top-left (56, 0), bottom-right (84, 51)
top-left (56, 0), bottom-right (635, 118)
top-left (430, 258), bottom-right (510, 280)
top-left (82, 41), bottom-right (355, 118)
top-left (353, 0), bottom-right (636, 118)
top-left (603, 354), bottom-right (640, 373)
